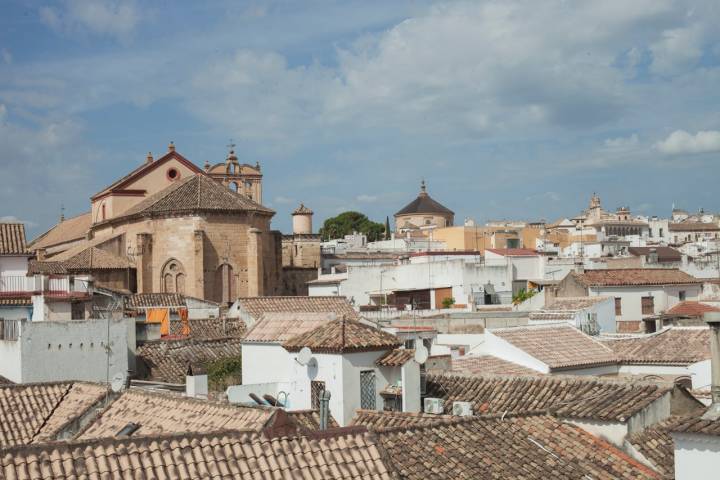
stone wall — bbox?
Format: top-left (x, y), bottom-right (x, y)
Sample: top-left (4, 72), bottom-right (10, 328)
top-left (280, 267), bottom-right (318, 296)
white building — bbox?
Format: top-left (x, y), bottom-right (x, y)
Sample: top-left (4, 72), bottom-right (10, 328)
top-left (528, 296), bottom-right (616, 334)
top-left (235, 315), bottom-right (420, 426)
top-left (553, 268), bottom-right (703, 333)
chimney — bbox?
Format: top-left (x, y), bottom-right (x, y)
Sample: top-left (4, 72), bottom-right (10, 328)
top-left (185, 364), bottom-right (208, 399)
top-left (574, 262), bottom-right (585, 274)
top-left (319, 390), bottom-right (331, 430)
top-left (704, 312), bottom-right (720, 419)
top-left (146, 152), bottom-right (153, 164)
top-left (168, 141), bottom-right (175, 152)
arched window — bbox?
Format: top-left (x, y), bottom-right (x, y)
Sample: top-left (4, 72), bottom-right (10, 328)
top-left (161, 259), bottom-right (186, 294)
top-left (229, 181), bottom-right (238, 192)
top-left (214, 263), bottom-right (235, 304)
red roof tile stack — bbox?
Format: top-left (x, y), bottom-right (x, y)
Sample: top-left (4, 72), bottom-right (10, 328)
top-left (283, 319), bottom-right (401, 353)
top-left (573, 268), bottom-right (701, 287)
top-left (236, 296), bottom-right (358, 321)
top-left (602, 328), bottom-right (710, 365)
top-left (0, 223), bottom-right (27, 255)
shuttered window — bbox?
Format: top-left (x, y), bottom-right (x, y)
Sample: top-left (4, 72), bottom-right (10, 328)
top-left (360, 370), bottom-right (376, 410)
top-left (615, 298), bottom-right (622, 315)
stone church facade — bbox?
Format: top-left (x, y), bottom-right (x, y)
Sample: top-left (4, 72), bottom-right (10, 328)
top-left (29, 143), bottom-right (282, 302)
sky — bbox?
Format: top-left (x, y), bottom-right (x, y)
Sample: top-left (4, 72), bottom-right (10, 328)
top-left (1, 0), bottom-right (720, 238)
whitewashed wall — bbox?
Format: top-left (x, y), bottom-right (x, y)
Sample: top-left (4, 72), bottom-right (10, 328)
top-left (241, 343), bottom-right (292, 385)
top-left (673, 434), bottom-right (720, 480)
top-left (589, 285), bottom-right (701, 322)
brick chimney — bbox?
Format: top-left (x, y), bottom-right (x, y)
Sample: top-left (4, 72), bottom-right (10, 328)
top-left (703, 311), bottom-right (720, 419)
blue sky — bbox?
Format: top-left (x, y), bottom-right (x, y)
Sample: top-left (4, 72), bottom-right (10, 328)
top-left (1, 0), bottom-right (720, 238)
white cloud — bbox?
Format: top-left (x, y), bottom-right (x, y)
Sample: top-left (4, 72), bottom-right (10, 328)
top-left (604, 133), bottom-right (639, 149)
top-left (0, 216), bottom-right (37, 227)
top-left (1, 48), bottom-right (12, 65)
top-left (0, 104), bottom-right (6, 121)
top-left (650, 26), bottom-right (704, 75)
top-left (39, 0), bottom-right (140, 39)
top-left (655, 130), bottom-right (720, 155)
top-left (356, 194), bottom-right (378, 203)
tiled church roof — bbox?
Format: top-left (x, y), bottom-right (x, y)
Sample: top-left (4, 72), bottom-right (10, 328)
top-left (0, 223), bottom-right (27, 254)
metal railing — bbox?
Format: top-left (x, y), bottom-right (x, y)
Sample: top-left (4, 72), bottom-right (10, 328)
top-left (0, 318), bottom-right (20, 341)
top-left (0, 276), bottom-right (36, 293)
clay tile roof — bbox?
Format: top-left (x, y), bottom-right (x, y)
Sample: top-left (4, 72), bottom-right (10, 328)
top-left (543, 296), bottom-right (612, 310)
top-left (244, 312), bottom-right (337, 343)
top-left (1, 429), bottom-right (395, 480)
top-left (113, 173), bottom-right (273, 222)
top-left (602, 328), bottom-right (710, 365)
top-left (449, 355), bottom-right (541, 376)
top-left (627, 418), bottom-right (677, 478)
top-left (0, 381), bottom-right (107, 448)
top-left (425, 374), bottom-right (672, 422)
top-left (61, 246), bottom-right (133, 270)
top-left (669, 410), bottom-right (720, 436)
top-left (628, 246), bottom-right (683, 263)
top-left (0, 223), bottom-right (27, 255)
top-left (283, 319), bottom-right (402, 353)
top-left (573, 268), bottom-right (702, 287)
top-left (125, 293), bottom-right (186, 309)
top-left (28, 211), bottom-right (91, 251)
top-left (286, 409), bottom-right (339, 430)
top-left (27, 260), bottom-right (67, 275)
top-left (351, 409), bottom-right (457, 429)
top-left (395, 189), bottom-right (454, 217)
top-left (669, 221), bottom-right (720, 232)
top-left (168, 317), bottom-right (246, 339)
top-left (485, 248), bottom-right (538, 256)
top-left (527, 311), bottom-right (576, 321)
top-left (292, 203), bottom-right (313, 215)
top-left (136, 337), bottom-right (242, 383)
top-left (375, 348), bottom-right (415, 366)
top-left (490, 324), bottom-right (617, 370)
top-left (373, 415), bottom-right (660, 479)
top-left (236, 296), bottom-right (358, 321)
top-left (77, 389), bottom-right (273, 440)
top-left (667, 301), bottom-right (720, 316)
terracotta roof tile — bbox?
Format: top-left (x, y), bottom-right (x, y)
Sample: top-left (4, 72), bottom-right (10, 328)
top-left (602, 327), bottom-right (710, 365)
top-left (1, 429), bottom-right (394, 480)
top-left (425, 374), bottom-right (672, 422)
top-left (108, 173), bottom-right (273, 223)
top-left (485, 248), bottom-right (538, 256)
top-left (373, 414), bottom-right (660, 479)
top-left (167, 317), bottom-right (246, 339)
top-left (77, 389), bottom-right (273, 440)
top-left (395, 189), bottom-right (453, 216)
top-left (573, 268), bottom-right (701, 287)
top-left (352, 410), bottom-right (457, 429)
top-left (292, 203), bottom-right (313, 215)
top-left (236, 296), bottom-right (358, 321)
top-left (628, 247), bottom-right (683, 263)
top-left (628, 418), bottom-right (677, 478)
top-left (244, 312), bottom-right (336, 343)
top-left (449, 355), bottom-right (541, 376)
top-left (125, 293), bottom-right (186, 309)
top-left (669, 222), bottom-right (720, 232)
top-left (0, 382), bottom-right (107, 448)
top-left (375, 348), bottom-right (415, 366)
top-left (26, 260), bottom-right (67, 275)
top-left (286, 410), bottom-right (339, 431)
top-left (61, 246), bottom-right (132, 270)
top-left (669, 409), bottom-right (720, 436)
top-left (283, 319), bottom-right (401, 353)
top-left (490, 324), bottom-right (617, 370)
top-left (136, 338), bottom-right (242, 383)
top-left (0, 223), bottom-right (27, 254)
top-left (667, 301), bottom-right (720, 316)
top-left (543, 296), bottom-right (613, 310)
top-left (28, 212), bottom-right (91, 251)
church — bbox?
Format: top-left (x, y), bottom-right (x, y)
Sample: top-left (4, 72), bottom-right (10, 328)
top-left (28, 143), bottom-right (282, 302)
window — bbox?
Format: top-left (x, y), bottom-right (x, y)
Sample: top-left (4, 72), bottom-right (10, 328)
top-left (641, 296), bottom-right (655, 315)
top-left (166, 168), bottom-right (180, 181)
top-left (659, 227), bottom-right (663, 238)
top-left (229, 182), bottom-right (238, 192)
top-left (404, 339), bottom-right (415, 350)
top-left (679, 290), bottom-right (686, 301)
top-left (360, 370), bottom-right (376, 410)
top-left (615, 297), bottom-right (622, 315)
top-left (0, 319), bottom-right (19, 341)
top-left (310, 381), bottom-right (325, 410)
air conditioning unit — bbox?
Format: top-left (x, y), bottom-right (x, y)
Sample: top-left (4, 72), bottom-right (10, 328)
top-left (452, 401), bottom-right (473, 417)
top-left (423, 397), bottom-right (445, 414)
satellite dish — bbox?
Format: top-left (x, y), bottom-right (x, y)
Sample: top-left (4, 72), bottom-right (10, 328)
top-left (297, 347), bottom-right (313, 366)
top-left (414, 345), bottom-right (428, 364)
top-left (110, 372), bottom-right (127, 393)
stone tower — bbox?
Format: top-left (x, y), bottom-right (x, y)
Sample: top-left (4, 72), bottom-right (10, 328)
top-left (292, 204), bottom-right (313, 234)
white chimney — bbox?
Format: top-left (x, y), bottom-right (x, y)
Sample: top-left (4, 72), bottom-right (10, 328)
top-left (186, 365), bottom-right (208, 399)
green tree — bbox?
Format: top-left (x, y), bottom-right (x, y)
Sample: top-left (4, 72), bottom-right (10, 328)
top-left (319, 211), bottom-right (386, 242)
top-left (384, 216), bottom-right (391, 240)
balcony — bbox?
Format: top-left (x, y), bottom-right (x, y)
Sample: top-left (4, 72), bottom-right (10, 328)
top-left (0, 275), bottom-right (91, 298)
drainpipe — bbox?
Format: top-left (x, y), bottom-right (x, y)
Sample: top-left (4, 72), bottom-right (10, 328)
top-left (704, 312), bottom-right (720, 419)
top-left (319, 390), bottom-right (331, 430)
